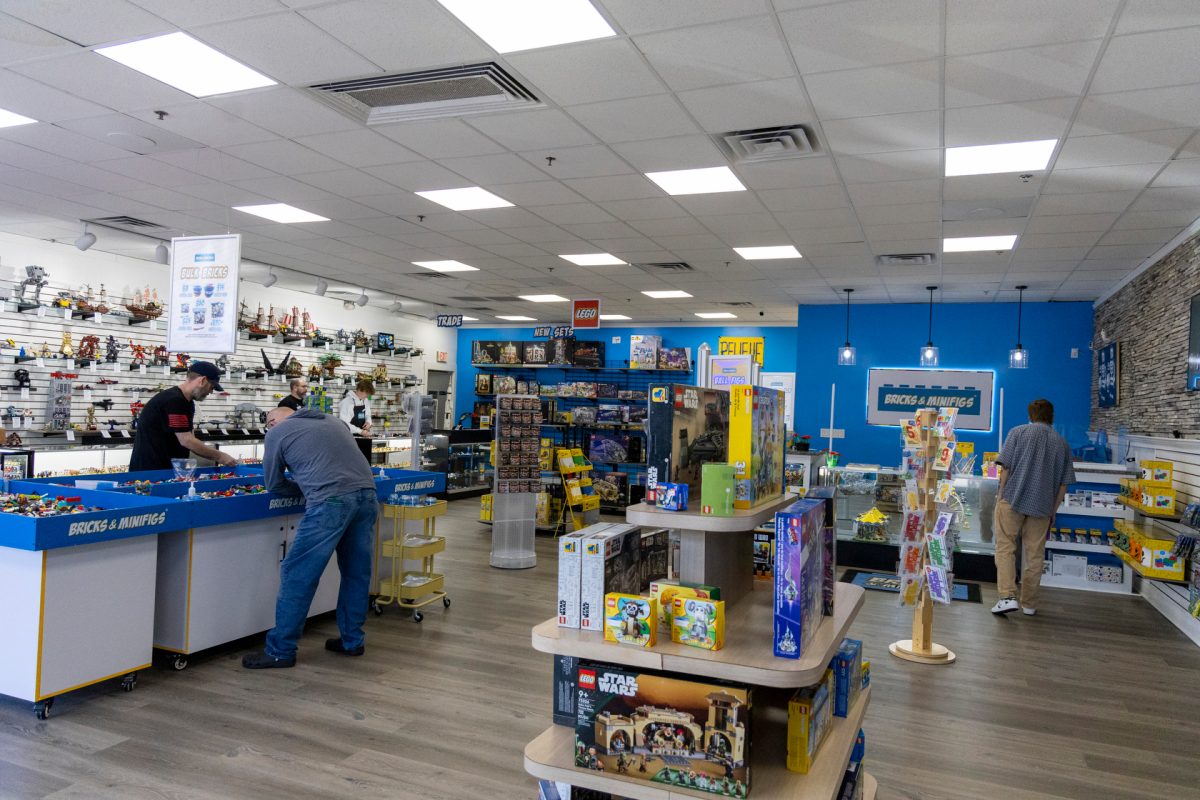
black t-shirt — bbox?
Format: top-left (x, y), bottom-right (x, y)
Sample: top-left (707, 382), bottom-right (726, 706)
top-left (278, 395), bottom-right (303, 411)
top-left (129, 386), bottom-right (195, 471)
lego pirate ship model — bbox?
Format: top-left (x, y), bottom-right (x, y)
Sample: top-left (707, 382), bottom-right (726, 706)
top-left (125, 285), bottom-right (163, 321)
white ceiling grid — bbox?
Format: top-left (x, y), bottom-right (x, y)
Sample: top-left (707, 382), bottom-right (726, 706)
top-left (0, 0), bottom-right (1192, 322)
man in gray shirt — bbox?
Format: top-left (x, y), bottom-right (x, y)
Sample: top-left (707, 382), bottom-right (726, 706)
top-left (992, 398), bottom-right (1075, 617)
top-left (243, 407), bottom-right (379, 668)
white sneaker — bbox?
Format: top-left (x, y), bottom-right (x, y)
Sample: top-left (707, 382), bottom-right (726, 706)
top-left (991, 597), bottom-right (1019, 615)
top-left (1022, 608), bottom-right (1036, 616)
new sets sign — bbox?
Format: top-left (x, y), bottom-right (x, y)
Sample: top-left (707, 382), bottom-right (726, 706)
top-left (867, 368), bottom-right (995, 431)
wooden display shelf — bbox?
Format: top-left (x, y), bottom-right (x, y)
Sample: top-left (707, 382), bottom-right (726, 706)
top-left (625, 494), bottom-right (798, 534)
top-left (531, 583), bottom-right (864, 688)
top-left (862, 771), bottom-right (877, 800)
top-left (523, 687), bottom-right (871, 800)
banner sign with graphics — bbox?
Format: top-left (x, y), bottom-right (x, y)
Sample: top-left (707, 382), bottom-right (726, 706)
top-left (1098, 342), bottom-right (1119, 407)
top-left (572, 298), bottom-right (600, 328)
top-left (709, 355), bottom-right (754, 388)
top-left (867, 368), bottom-right (994, 431)
top-left (167, 234), bottom-right (240, 354)
top-left (718, 336), bottom-right (764, 365)
top-left (436, 314), bottom-right (463, 328)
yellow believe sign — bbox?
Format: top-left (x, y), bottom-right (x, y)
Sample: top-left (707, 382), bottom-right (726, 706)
top-left (718, 336), bottom-right (764, 365)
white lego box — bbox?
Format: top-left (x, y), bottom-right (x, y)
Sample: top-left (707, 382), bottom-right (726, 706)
top-left (556, 531), bottom-right (589, 628)
top-left (579, 523), bottom-right (641, 632)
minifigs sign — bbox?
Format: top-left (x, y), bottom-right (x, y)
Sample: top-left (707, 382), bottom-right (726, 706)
top-left (718, 336), bottom-right (764, 365)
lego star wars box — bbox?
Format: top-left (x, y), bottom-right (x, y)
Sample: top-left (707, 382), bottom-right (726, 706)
top-left (727, 385), bottom-right (785, 510)
top-left (557, 531), bottom-right (589, 628)
top-left (774, 498), bottom-right (826, 659)
top-left (646, 384), bottom-right (730, 502)
top-left (575, 663), bottom-right (752, 798)
top-left (579, 523), bottom-right (645, 632)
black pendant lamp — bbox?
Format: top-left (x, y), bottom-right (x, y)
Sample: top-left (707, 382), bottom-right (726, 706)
top-left (1009, 285), bottom-right (1028, 368)
top-left (837, 289), bottom-right (856, 365)
top-left (919, 285), bottom-right (939, 366)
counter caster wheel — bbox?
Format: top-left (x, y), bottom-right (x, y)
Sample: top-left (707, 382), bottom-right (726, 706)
top-left (171, 655), bottom-right (188, 671)
top-left (121, 674), bottom-right (137, 692)
top-left (442, 596), bottom-right (451, 609)
top-left (372, 602), bottom-right (383, 617)
top-left (413, 611), bottom-right (424, 623)
top-left (33, 699), bottom-right (53, 720)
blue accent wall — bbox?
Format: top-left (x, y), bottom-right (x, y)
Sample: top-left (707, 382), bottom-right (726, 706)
top-left (794, 302), bottom-right (1094, 466)
top-left (454, 325), bottom-right (797, 419)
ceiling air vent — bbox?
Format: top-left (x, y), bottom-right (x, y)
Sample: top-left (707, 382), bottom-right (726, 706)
top-left (876, 253), bottom-right (937, 267)
top-left (714, 125), bottom-right (817, 164)
top-left (409, 272), bottom-right (456, 280)
top-left (88, 215), bottom-right (164, 230)
top-left (308, 63), bottom-right (541, 125)
top-left (635, 261), bottom-right (694, 273)
top-left (721, 301), bottom-right (754, 307)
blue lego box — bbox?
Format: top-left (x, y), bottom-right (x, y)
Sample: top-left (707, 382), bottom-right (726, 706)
top-left (655, 481), bottom-right (688, 511)
top-left (831, 638), bottom-right (863, 717)
top-left (773, 498), bottom-right (825, 659)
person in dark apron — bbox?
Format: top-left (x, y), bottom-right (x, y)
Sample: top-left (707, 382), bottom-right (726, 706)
top-left (338, 378), bottom-right (374, 435)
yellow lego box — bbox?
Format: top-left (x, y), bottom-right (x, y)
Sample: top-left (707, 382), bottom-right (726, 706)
top-left (479, 493), bottom-right (492, 522)
top-left (1142, 486), bottom-right (1176, 515)
top-left (786, 668), bottom-right (834, 774)
top-left (1139, 460), bottom-right (1174, 487)
top-left (649, 579), bottom-right (722, 628)
top-left (603, 593), bottom-right (657, 647)
top-left (727, 385), bottom-right (785, 510)
top-left (670, 596), bottom-right (725, 651)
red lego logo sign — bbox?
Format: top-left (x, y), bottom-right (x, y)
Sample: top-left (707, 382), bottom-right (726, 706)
top-left (578, 668), bottom-right (596, 689)
top-left (573, 299), bottom-right (601, 328)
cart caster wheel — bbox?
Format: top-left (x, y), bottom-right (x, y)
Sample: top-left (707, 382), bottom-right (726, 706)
top-left (171, 655), bottom-right (188, 671)
top-left (413, 611), bottom-right (424, 623)
top-left (443, 596), bottom-right (451, 609)
top-left (121, 675), bottom-right (137, 692)
top-left (33, 699), bottom-right (52, 720)
top-left (372, 602), bottom-right (384, 616)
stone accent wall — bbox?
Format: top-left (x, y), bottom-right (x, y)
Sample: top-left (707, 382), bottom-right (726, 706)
top-left (1092, 230), bottom-right (1200, 437)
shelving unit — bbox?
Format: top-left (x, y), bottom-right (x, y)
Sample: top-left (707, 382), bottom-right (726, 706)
top-left (374, 500), bottom-right (450, 623)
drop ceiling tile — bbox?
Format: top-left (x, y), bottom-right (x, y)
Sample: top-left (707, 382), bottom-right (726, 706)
top-left (1037, 190), bottom-right (1140, 215)
top-left (788, 226), bottom-right (869, 245)
top-left (0, 12), bottom-right (79, 66)
top-left (846, 178), bottom-right (941, 206)
top-left (854, 202), bottom-right (941, 225)
top-left (461, 110), bottom-right (595, 153)
top-left (1128, 186), bottom-right (1200, 211)
top-left (628, 217), bottom-right (709, 237)
top-left (36, 162), bottom-right (147, 194)
top-left (517, 145), bottom-right (633, 180)
top-left (0, 68), bottom-right (110, 123)
top-left (609, 136), bottom-right (729, 173)
top-left (0, 168), bottom-right (92, 198)
top-left (736, 157), bottom-right (842, 190)
top-left (780, 0), bottom-right (941, 74)
top-left (1111, 208), bottom-right (1200, 229)
top-left (774, 207), bottom-right (860, 229)
top-left (673, 192), bottom-right (768, 217)
top-left (944, 97), bottom-right (1076, 146)
top-left (142, 102), bottom-right (278, 148)
top-left (2, 0), bottom-right (169, 47)
top-left (116, 185), bottom-right (223, 212)
top-left (1091, 27), bottom-right (1200, 94)
top-left (835, 149), bottom-right (942, 183)
top-left (588, 236), bottom-right (663, 253)
top-left (1071, 85), bottom-right (1200, 137)
top-left (942, 219), bottom-right (1026, 240)
top-left (944, 40), bottom-right (1102, 108)
top-left (863, 221), bottom-right (941, 241)
top-left (559, 221), bottom-right (641, 240)
top-left (634, 16), bottom-right (795, 92)
top-left (821, 111), bottom-right (941, 155)
top-left (367, 160), bottom-right (471, 192)
top-left (1098, 226), bottom-right (1183, 246)
top-left (1025, 213), bottom-right (1120, 233)
top-left (946, 0), bottom-right (1120, 55)
top-left (130, 0), bottom-right (285, 26)
top-left (295, 169), bottom-right (401, 197)
top-left (438, 153), bottom-right (549, 185)
top-left (566, 95), bottom-right (699, 143)
top-left (805, 60), bottom-right (941, 120)
top-left (698, 213), bottom-right (785, 235)
top-left (1115, 0), bottom-right (1200, 34)
top-left (1044, 162), bottom-right (1164, 195)
top-left (529, 203), bottom-right (615, 225)
top-left (758, 186), bottom-right (851, 212)
top-left (375, 119), bottom-right (507, 159)
top-left (675, 78), bottom-right (813, 133)
top-left (298, 0), bottom-right (491, 72)
top-left (489, 180), bottom-right (587, 207)
top-left (294, 129), bottom-right (422, 168)
top-left (601, 0), bottom-right (770, 34)
top-left (0, 139), bottom-right (72, 172)
top-left (652, 233), bottom-right (729, 251)
top-left (153, 148), bottom-right (276, 182)
top-left (209, 87), bottom-right (361, 138)
top-left (505, 38), bottom-right (664, 106)
top-left (1152, 159), bottom-right (1200, 188)
top-left (461, 207), bottom-right (553, 229)
top-left (942, 174), bottom-right (1040, 202)
top-left (1018, 231), bottom-right (1104, 248)
top-left (13, 51), bottom-right (193, 112)
top-left (1088, 243), bottom-right (1161, 260)
top-left (599, 197), bottom-right (689, 220)
top-left (563, 174), bottom-right (663, 202)
top-left (194, 12), bottom-right (381, 85)
top-left (86, 155), bottom-right (203, 192)
top-left (1056, 129), bottom-right (1191, 169)
top-left (173, 179), bottom-right (274, 207)
top-left (223, 140), bottom-right (346, 174)
top-left (1012, 246), bottom-right (1092, 262)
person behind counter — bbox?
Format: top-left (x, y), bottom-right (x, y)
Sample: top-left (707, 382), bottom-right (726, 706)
top-left (338, 378), bottom-right (373, 435)
top-left (242, 406), bottom-right (379, 669)
top-left (129, 361), bottom-right (237, 471)
top-left (278, 377), bottom-right (308, 411)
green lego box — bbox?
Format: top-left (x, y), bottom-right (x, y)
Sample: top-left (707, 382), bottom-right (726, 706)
top-left (701, 463), bottom-right (735, 516)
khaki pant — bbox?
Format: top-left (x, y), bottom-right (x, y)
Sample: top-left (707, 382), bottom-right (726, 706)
top-left (993, 498), bottom-right (1052, 608)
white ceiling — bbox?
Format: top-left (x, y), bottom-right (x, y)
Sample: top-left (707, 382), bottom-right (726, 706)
top-left (0, 0), bottom-right (1196, 323)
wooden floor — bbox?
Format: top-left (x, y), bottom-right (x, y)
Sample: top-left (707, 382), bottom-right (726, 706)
top-left (3, 500), bottom-right (1199, 799)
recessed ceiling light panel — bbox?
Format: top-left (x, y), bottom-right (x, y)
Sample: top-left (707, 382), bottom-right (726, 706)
top-left (233, 203), bottom-right (329, 223)
top-left (435, 0), bottom-right (615, 53)
top-left (943, 235), bottom-right (1018, 252)
top-left (945, 139), bottom-right (1057, 177)
top-left (599, 314), bottom-right (631, 320)
top-left (415, 186), bottom-right (513, 210)
top-left (461, 316), bottom-right (479, 321)
top-left (497, 315), bottom-right (536, 321)
top-left (642, 290), bottom-right (693, 299)
top-left (519, 294), bottom-right (569, 303)
top-left (734, 245), bottom-right (802, 260)
top-left (413, 260), bottom-right (480, 272)
top-left (644, 166), bottom-right (746, 196)
top-left (0, 107), bottom-right (37, 128)
top-left (695, 312), bottom-right (737, 319)
top-left (559, 253), bottom-right (625, 266)
top-left (96, 32), bottom-right (276, 98)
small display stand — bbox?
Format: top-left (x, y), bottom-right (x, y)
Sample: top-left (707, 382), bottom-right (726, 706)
top-left (490, 394), bottom-right (540, 569)
top-left (374, 499), bottom-right (450, 623)
top-left (558, 447), bottom-right (599, 532)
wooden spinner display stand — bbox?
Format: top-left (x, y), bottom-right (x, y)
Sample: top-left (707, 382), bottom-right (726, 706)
top-left (889, 408), bottom-right (957, 666)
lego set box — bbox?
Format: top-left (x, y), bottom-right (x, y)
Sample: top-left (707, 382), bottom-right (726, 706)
top-left (646, 384), bottom-right (730, 501)
top-left (575, 663), bottom-right (752, 798)
top-left (727, 386), bottom-right (785, 510)
top-left (579, 524), bottom-right (669, 632)
top-left (773, 498), bottom-right (827, 659)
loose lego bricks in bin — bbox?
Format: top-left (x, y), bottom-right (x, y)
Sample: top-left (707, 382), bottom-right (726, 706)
top-left (575, 662), bottom-right (751, 798)
top-left (646, 384), bottom-right (730, 502)
top-left (774, 498), bottom-right (826, 659)
top-left (727, 385), bottom-right (785, 510)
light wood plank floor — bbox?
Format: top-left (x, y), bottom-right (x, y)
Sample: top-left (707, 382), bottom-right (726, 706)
top-left (2, 500), bottom-right (1198, 799)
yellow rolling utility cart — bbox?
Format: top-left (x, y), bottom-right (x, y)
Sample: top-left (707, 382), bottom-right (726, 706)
top-left (374, 499), bottom-right (450, 623)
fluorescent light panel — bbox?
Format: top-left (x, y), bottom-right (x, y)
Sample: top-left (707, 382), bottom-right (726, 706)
top-left (435, 0), bottom-right (615, 53)
top-left (415, 186), bottom-right (513, 211)
top-left (413, 260), bottom-right (479, 272)
top-left (497, 315), bottom-right (536, 321)
top-left (644, 166), bottom-right (746, 196)
top-left (695, 312), bottom-right (737, 319)
top-left (642, 290), bottom-right (692, 299)
top-left (559, 253), bottom-right (625, 266)
top-left (461, 316), bottom-right (479, 322)
top-left (95, 32), bottom-right (275, 97)
top-left (945, 139), bottom-right (1057, 177)
top-left (233, 203), bottom-right (328, 223)
top-left (599, 314), bottom-right (630, 320)
top-left (519, 294), bottom-right (569, 303)
top-left (0, 108), bottom-right (37, 128)
top-left (734, 245), bottom-right (802, 260)
top-left (943, 235), bottom-right (1018, 252)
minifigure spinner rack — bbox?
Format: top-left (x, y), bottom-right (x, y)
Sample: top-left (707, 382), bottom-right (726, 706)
top-left (889, 407), bottom-right (957, 665)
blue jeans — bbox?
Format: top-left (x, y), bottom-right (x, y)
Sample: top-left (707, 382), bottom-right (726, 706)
top-left (265, 488), bottom-right (378, 659)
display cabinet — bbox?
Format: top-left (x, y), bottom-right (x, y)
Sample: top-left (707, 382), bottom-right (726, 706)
top-left (431, 429), bottom-right (493, 498)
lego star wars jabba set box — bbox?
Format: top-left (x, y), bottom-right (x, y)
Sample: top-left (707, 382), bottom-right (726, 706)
top-left (575, 663), bottom-right (752, 798)
top-left (646, 384), bottom-right (730, 502)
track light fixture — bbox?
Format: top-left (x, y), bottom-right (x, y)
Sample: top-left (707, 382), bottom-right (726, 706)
top-left (262, 269), bottom-right (278, 288)
top-left (314, 278), bottom-right (328, 296)
top-left (74, 223), bottom-right (96, 252)
top-left (154, 242), bottom-right (169, 265)
top-left (355, 289), bottom-right (369, 307)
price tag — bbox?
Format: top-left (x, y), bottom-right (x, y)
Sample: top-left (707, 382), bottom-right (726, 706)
top-left (95, 312), bottom-right (104, 324)
top-left (84, 390), bottom-right (93, 402)
top-left (351, 346), bottom-right (356, 355)
top-left (119, 429), bottom-right (130, 438)
top-left (112, 361), bottom-right (120, 373)
top-left (280, 374), bottom-right (286, 384)
top-left (100, 429), bottom-right (111, 439)
top-left (0, 390), bottom-right (6, 401)
top-left (20, 388), bottom-right (29, 400)
top-left (63, 307), bottom-right (71, 320)
top-left (250, 427), bottom-right (262, 435)
top-left (36, 305), bottom-right (46, 318)
top-left (66, 430), bottom-right (76, 442)
top-left (89, 362), bottom-right (98, 374)
top-left (299, 338), bottom-right (306, 348)
top-left (219, 426), bottom-right (229, 435)
top-left (150, 320), bottom-right (158, 331)
top-left (162, 366), bottom-right (170, 377)
top-left (255, 388), bottom-right (262, 397)
top-left (325, 342), bottom-right (331, 351)
top-left (23, 415), bottom-right (32, 429)
top-left (139, 365), bottom-right (147, 375)
top-left (241, 427), bottom-right (250, 435)
top-left (35, 357), bottom-right (44, 368)
top-left (107, 384), bottom-right (114, 395)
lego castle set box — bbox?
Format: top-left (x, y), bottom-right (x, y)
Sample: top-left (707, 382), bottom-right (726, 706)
top-left (727, 385), bottom-right (785, 510)
top-left (645, 384), bottom-right (730, 502)
top-left (773, 498), bottom-right (829, 659)
top-left (575, 662), bottom-right (752, 798)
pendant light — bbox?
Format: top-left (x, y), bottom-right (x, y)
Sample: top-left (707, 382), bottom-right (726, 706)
top-left (837, 288), bottom-right (856, 365)
top-left (919, 285), bottom-right (939, 366)
top-left (1009, 285), bottom-right (1028, 369)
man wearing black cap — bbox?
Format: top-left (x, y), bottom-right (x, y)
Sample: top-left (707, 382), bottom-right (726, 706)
top-left (129, 361), bottom-right (237, 470)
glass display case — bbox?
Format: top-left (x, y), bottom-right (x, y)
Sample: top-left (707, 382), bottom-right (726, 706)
top-left (0, 447), bottom-right (34, 482)
top-left (433, 429), bottom-right (493, 497)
